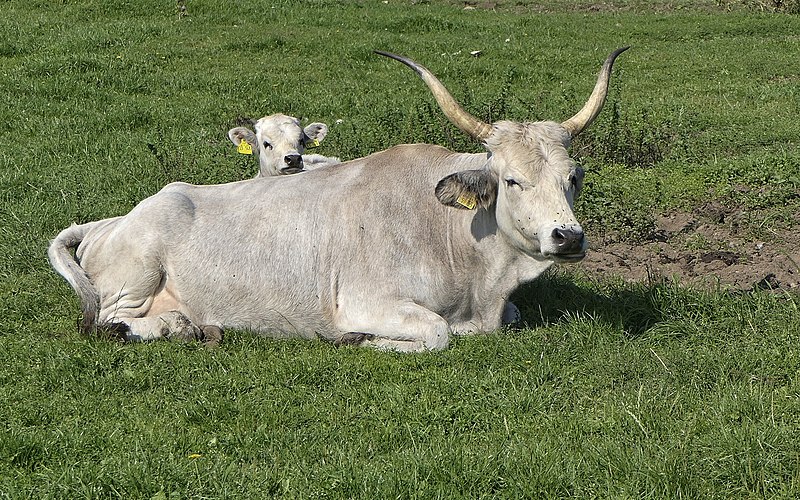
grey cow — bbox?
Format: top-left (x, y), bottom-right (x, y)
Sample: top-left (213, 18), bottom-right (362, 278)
top-left (49, 48), bottom-right (627, 352)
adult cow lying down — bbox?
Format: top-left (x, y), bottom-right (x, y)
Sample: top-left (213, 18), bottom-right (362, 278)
top-left (229, 113), bottom-right (520, 326)
top-left (227, 114), bottom-right (340, 177)
top-left (49, 48), bottom-right (627, 352)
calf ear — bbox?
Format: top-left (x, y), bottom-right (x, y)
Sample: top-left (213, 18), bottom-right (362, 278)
top-left (228, 127), bottom-right (257, 147)
top-left (435, 169), bottom-right (497, 210)
top-left (303, 123), bottom-right (329, 147)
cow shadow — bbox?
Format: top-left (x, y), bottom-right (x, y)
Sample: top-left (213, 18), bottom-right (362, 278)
top-left (511, 268), bottom-right (674, 338)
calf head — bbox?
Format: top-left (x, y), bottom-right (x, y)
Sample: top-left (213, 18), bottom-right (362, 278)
top-left (377, 48), bottom-right (627, 263)
top-left (228, 114), bottom-right (329, 176)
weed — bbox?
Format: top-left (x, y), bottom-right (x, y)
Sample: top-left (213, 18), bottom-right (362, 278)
top-left (573, 96), bottom-right (689, 170)
top-left (722, 0), bottom-right (800, 13)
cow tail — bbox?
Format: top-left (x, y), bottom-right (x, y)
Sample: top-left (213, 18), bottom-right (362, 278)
top-left (47, 222), bottom-right (101, 334)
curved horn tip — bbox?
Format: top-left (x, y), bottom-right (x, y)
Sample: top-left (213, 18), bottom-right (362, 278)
top-left (373, 49), bottom-right (492, 142)
top-left (611, 46), bottom-right (631, 58)
top-left (602, 47), bottom-right (630, 69)
top-left (374, 50), bottom-right (406, 64)
top-left (374, 50), bottom-right (425, 77)
top-left (561, 47), bottom-right (630, 137)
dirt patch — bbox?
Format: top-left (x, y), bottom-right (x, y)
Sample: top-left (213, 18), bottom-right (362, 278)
top-left (574, 203), bottom-right (800, 291)
top-left (457, 0), bottom-right (734, 14)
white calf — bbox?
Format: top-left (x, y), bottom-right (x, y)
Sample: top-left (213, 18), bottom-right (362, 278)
top-left (228, 114), bottom-right (340, 177)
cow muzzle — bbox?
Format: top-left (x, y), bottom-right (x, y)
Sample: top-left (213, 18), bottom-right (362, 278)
top-left (541, 224), bottom-right (586, 262)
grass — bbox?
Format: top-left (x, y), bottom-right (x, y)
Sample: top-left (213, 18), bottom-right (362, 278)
top-left (3, 275), bottom-right (799, 497)
top-left (1, 0), bottom-right (800, 497)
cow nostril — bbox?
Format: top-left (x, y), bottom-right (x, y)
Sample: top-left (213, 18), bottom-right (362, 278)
top-left (551, 227), bottom-right (584, 251)
top-left (551, 228), bottom-right (568, 243)
top-left (284, 154), bottom-right (302, 167)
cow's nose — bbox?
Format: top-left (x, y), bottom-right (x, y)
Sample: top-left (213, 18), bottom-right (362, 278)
top-left (551, 227), bottom-right (585, 254)
top-left (284, 154), bottom-right (303, 169)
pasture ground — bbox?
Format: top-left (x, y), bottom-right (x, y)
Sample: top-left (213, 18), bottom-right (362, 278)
top-left (1, 0), bottom-right (799, 498)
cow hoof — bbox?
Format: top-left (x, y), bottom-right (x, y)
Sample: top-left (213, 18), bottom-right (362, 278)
top-left (200, 325), bottom-right (224, 347)
top-left (164, 312), bottom-right (203, 342)
top-left (95, 322), bottom-right (130, 342)
top-left (334, 332), bottom-right (376, 347)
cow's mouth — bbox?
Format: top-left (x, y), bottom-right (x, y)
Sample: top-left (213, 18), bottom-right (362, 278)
top-left (280, 166), bottom-right (305, 175)
top-left (551, 252), bottom-right (586, 263)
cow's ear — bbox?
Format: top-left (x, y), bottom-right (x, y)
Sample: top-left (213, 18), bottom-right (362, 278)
top-left (435, 169), bottom-right (497, 210)
top-left (228, 127), bottom-right (257, 148)
top-left (303, 123), bottom-right (329, 148)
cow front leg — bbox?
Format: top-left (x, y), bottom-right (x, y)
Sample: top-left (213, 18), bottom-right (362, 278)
top-left (336, 302), bottom-right (450, 352)
top-left (451, 299), bottom-right (512, 335)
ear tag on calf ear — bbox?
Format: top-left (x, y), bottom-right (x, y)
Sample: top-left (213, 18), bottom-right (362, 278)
top-left (306, 139), bottom-right (321, 149)
top-left (237, 139), bottom-right (253, 155)
top-left (456, 193), bottom-right (478, 210)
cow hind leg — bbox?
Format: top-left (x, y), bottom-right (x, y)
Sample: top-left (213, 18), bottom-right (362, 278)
top-left (334, 332), bottom-right (376, 347)
top-left (359, 336), bottom-right (429, 353)
top-left (110, 311), bottom-right (203, 342)
top-left (99, 315), bottom-right (222, 345)
top-left (333, 332), bottom-right (432, 353)
top-left (91, 260), bottom-right (218, 343)
top-left (336, 302), bottom-right (450, 353)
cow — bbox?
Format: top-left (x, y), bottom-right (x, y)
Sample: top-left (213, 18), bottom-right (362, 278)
top-left (227, 114), bottom-right (340, 177)
top-left (48, 48), bottom-right (628, 352)
top-left (228, 114), bottom-right (526, 326)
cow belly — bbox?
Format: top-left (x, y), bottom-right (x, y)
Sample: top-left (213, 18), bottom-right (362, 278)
top-left (205, 307), bottom-right (334, 341)
top-left (169, 275), bottom-right (335, 340)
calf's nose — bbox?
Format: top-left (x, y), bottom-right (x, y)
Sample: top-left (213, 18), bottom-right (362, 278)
top-left (280, 154), bottom-right (304, 174)
top-left (284, 154), bottom-right (303, 169)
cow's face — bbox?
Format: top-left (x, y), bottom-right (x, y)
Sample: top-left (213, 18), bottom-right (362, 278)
top-left (436, 121), bottom-right (586, 262)
top-left (228, 114), bottom-right (329, 176)
top-left (378, 47), bottom-right (626, 264)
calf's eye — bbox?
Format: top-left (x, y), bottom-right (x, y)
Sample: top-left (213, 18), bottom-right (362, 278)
top-left (505, 178), bottom-right (520, 189)
top-left (263, 141), bottom-right (273, 150)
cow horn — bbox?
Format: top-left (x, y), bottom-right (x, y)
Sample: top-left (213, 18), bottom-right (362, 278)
top-left (375, 51), bottom-right (493, 142)
top-left (561, 47), bottom-right (629, 138)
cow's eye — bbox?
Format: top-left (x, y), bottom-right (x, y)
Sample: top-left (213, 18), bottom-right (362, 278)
top-left (263, 141), bottom-right (273, 150)
top-left (505, 178), bottom-right (521, 189)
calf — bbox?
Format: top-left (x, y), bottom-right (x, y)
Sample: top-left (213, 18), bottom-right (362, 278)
top-left (228, 114), bottom-right (339, 177)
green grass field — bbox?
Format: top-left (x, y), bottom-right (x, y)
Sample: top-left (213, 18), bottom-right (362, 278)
top-left (2, 0), bottom-right (800, 497)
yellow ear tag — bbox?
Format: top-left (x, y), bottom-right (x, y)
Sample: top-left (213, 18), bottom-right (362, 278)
top-left (237, 139), bottom-right (253, 155)
top-left (307, 138), bottom-right (321, 149)
top-left (456, 193), bottom-right (478, 210)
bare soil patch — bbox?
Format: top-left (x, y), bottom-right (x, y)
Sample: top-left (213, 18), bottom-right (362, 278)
top-left (575, 203), bottom-right (800, 291)
top-left (457, 0), bottom-right (733, 14)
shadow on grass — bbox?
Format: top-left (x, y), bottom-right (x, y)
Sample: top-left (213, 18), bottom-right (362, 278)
top-left (511, 268), bottom-right (697, 338)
